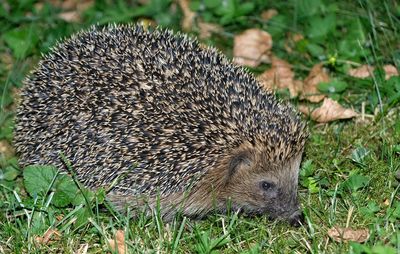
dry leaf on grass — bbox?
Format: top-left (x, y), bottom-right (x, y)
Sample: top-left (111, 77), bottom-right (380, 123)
top-left (58, 11), bottom-right (80, 22)
top-left (301, 63), bottom-right (329, 102)
top-left (258, 56), bottom-right (303, 97)
top-left (137, 18), bottom-right (157, 30)
top-left (0, 52), bottom-right (13, 71)
top-left (348, 64), bottom-right (399, 80)
top-left (11, 87), bottom-right (21, 109)
top-left (233, 29), bottom-right (272, 67)
top-left (383, 199), bottom-right (390, 206)
top-left (291, 33), bottom-right (304, 42)
top-left (48, 0), bottom-right (93, 22)
top-left (198, 21), bottom-right (223, 39)
top-left (56, 214), bottom-right (64, 221)
top-left (328, 227), bottom-right (369, 243)
top-left (261, 9), bottom-right (278, 21)
top-left (0, 140), bottom-right (15, 158)
top-left (383, 64), bottom-right (399, 80)
top-left (75, 243), bottom-right (89, 254)
top-left (308, 98), bottom-right (357, 123)
top-left (49, 0), bottom-right (80, 10)
top-left (348, 65), bottom-right (374, 79)
top-left (35, 228), bottom-right (61, 245)
top-left (178, 0), bottom-right (196, 31)
top-left (108, 230), bottom-right (126, 254)
top-left (298, 104), bottom-right (313, 116)
top-left (284, 33), bottom-right (304, 53)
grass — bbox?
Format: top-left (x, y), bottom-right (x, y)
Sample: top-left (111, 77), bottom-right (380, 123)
top-left (1, 0), bottom-right (399, 253)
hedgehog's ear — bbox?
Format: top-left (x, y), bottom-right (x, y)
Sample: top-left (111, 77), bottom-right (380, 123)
top-left (225, 150), bottom-right (253, 184)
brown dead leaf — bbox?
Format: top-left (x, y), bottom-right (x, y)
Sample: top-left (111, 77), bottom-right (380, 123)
top-left (0, 52), bottom-right (13, 71)
top-left (328, 227), bottom-right (369, 243)
top-left (348, 65), bottom-right (374, 79)
top-left (258, 56), bottom-right (302, 97)
top-left (56, 214), bottom-right (64, 221)
top-left (383, 64), bottom-right (399, 80)
top-left (284, 33), bottom-right (305, 53)
top-left (348, 64), bottom-right (398, 80)
top-left (383, 199), bottom-right (390, 206)
top-left (233, 29), bottom-right (272, 67)
top-left (35, 228), bottom-right (61, 245)
top-left (75, 243), bottom-right (89, 254)
top-left (59, 0), bottom-right (77, 10)
top-left (0, 140), bottom-right (14, 158)
top-left (301, 63), bottom-right (329, 102)
top-left (292, 80), bottom-right (304, 97)
top-left (58, 11), bottom-right (80, 22)
top-left (298, 104), bottom-right (313, 116)
top-left (261, 9), bottom-right (278, 21)
top-left (198, 21), bottom-right (223, 39)
top-left (178, 0), bottom-right (196, 31)
top-left (108, 230), bottom-right (126, 254)
top-left (292, 33), bottom-right (304, 42)
top-left (137, 18), bottom-right (157, 30)
top-left (310, 98), bottom-right (357, 123)
top-left (54, 0), bottom-right (93, 22)
top-left (47, 0), bottom-right (91, 10)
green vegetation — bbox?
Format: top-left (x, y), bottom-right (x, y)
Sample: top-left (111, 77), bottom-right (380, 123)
top-left (1, 0), bottom-right (399, 253)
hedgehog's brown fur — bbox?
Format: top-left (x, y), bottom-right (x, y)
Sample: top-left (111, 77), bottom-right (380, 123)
top-left (14, 24), bottom-right (308, 225)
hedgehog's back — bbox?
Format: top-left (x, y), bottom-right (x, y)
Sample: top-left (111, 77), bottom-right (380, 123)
top-left (14, 25), bottom-right (305, 196)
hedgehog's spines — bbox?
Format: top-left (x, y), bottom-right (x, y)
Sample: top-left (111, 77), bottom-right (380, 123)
top-left (15, 23), bottom-right (307, 198)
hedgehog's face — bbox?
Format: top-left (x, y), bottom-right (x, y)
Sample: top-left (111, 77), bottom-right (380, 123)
top-left (220, 147), bottom-right (304, 226)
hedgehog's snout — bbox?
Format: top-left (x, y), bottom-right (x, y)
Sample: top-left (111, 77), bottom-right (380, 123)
top-left (287, 210), bottom-right (305, 227)
top-left (267, 198), bottom-right (304, 227)
top-left (281, 195), bottom-right (304, 227)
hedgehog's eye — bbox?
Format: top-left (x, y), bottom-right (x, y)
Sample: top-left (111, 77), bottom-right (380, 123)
top-left (260, 181), bottom-right (275, 192)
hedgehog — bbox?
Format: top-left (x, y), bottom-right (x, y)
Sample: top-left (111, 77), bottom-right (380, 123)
top-left (14, 24), bottom-right (308, 226)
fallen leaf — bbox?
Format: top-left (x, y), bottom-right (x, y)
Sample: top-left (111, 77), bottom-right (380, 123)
top-left (292, 33), bottom-right (304, 42)
top-left (298, 104), bottom-right (313, 116)
top-left (178, 0), bottom-right (196, 31)
top-left (11, 87), bottom-right (21, 110)
top-left (34, 2), bottom-right (44, 11)
top-left (258, 56), bottom-right (302, 97)
top-left (108, 230), bottom-right (126, 254)
top-left (75, 243), bottom-right (89, 254)
top-left (328, 227), bottom-right (369, 243)
top-left (284, 33), bottom-right (305, 53)
top-left (137, 18), bottom-right (157, 30)
top-left (348, 65), bottom-right (374, 79)
top-left (48, 0), bottom-right (92, 10)
top-left (53, 0), bottom-right (93, 23)
top-left (348, 64), bottom-right (398, 80)
top-left (58, 11), bottom-right (80, 22)
top-left (261, 9), bottom-right (278, 21)
top-left (35, 228), bottom-right (61, 244)
top-left (301, 63), bottom-right (329, 102)
top-left (233, 28), bottom-right (272, 67)
top-left (0, 140), bottom-right (14, 158)
top-left (383, 199), bottom-right (390, 206)
top-left (56, 214), bottom-right (64, 221)
top-left (310, 98), bottom-right (357, 123)
top-left (0, 52), bottom-right (13, 71)
top-left (198, 21), bottom-right (223, 39)
top-left (59, 0), bottom-right (78, 10)
top-left (383, 64), bottom-right (399, 80)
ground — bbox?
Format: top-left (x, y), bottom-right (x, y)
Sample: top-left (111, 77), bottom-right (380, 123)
top-left (0, 0), bottom-right (399, 253)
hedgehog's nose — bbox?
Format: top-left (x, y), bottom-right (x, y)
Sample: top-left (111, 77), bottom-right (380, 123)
top-left (288, 210), bottom-right (304, 227)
